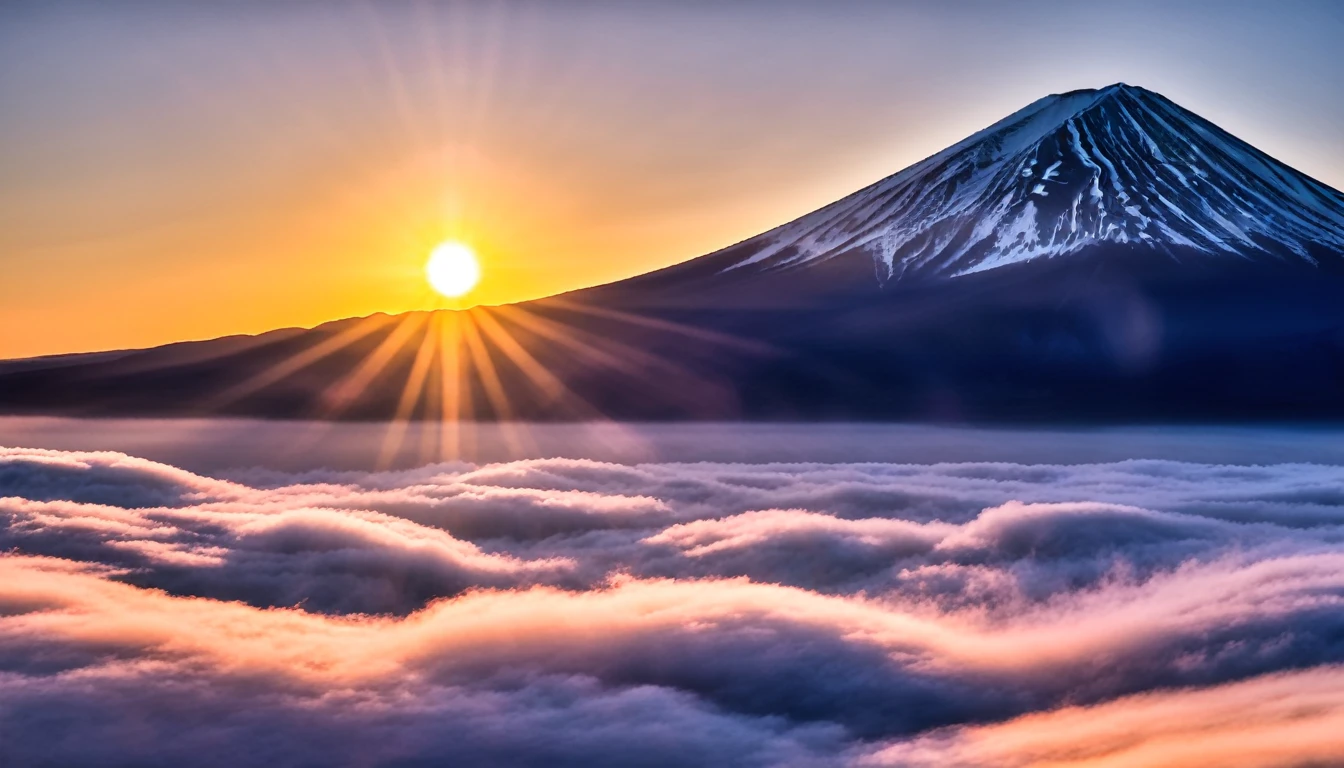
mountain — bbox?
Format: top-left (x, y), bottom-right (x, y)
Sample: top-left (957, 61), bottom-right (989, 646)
top-left (738, 83), bottom-right (1344, 274)
top-left (3, 83), bottom-right (1344, 422)
top-left (590, 83), bottom-right (1344, 305)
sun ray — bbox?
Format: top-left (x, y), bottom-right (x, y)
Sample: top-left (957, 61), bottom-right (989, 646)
top-left (459, 310), bottom-right (533, 456)
top-left (206, 314), bottom-right (394, 412)
top-left (493, 304), bottom-right (632, 372)
top-left (248, 314), bottom-right (430, 463)
top-left (470, 307), bottom-right (596, 419)
top-left (492, 304), bottom-right (742, 415)
top-left (495, 303), bottom-right (699, 378)
top-left (319, 312), bottom-right (429, 418)
top-left (354, 0), bottom-right (430, 152)
top-left (272, 312), bottom-right (430, 462)
top-left (541, 298), bottom-right (776, 354)
top-left (378, 312), bottom-right (444, 468)
top-left (435, 310), bottom-right (468, 461)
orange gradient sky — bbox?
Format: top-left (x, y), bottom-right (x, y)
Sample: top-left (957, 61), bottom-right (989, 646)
top-left (2, 1), bottom-right (1342, 359)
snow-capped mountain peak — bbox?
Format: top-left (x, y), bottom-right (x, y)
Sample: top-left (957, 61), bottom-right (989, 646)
top-left (721, 83), bottom-right (1344, 282)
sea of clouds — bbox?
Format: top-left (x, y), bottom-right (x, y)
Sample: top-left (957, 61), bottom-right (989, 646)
top-left (4, 434), bottom-right (1344, 766)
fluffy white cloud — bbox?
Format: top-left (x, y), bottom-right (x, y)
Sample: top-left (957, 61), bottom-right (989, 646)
top-left (3, 444), bottom-right (1344, 765)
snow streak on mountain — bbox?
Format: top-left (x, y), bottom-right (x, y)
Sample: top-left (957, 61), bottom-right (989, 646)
top-left (722, 84), bottom-right (1344, 282)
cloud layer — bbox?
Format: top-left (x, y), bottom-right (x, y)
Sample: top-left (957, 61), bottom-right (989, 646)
top-left (3, 444), bottom-right (1344, 766)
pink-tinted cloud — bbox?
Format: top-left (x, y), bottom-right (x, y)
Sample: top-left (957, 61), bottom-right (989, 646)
top-left (3, 445), bottom-right (1344, 765)
top-left (865, 666), bottom-right (1344, 767)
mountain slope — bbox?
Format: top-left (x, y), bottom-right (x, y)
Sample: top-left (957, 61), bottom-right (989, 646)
top-left (2, 83), bottom-right (1343, 423)
top-left (606, 83), bottom-right (1344, 304)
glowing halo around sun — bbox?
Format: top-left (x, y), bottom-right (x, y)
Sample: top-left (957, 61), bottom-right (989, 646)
top-left (425, 242), bottom-right (481, 298)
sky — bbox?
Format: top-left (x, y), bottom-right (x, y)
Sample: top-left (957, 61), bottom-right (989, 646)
top-left (2, 0), bottom-right (1342, 359)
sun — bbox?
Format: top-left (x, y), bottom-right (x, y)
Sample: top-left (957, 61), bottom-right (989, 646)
top-left (425, 241), bottom-right (481, 298)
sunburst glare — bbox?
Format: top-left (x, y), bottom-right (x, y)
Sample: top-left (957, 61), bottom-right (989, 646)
top-left (426, 241), bottom-right (481, 298)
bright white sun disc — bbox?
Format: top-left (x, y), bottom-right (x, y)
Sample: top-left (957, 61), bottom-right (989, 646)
top-left (426, 242), bottom-right (480, 298)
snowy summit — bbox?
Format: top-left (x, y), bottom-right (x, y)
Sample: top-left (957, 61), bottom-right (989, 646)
top-left (717, 83), bottom-right (1344, 283)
